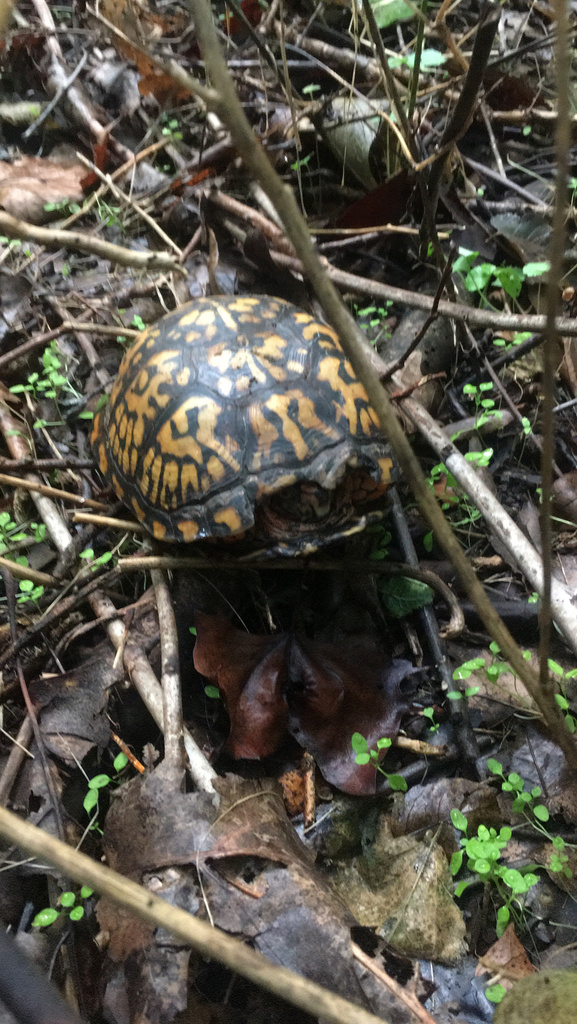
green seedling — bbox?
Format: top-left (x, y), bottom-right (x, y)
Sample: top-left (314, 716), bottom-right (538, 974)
top-left (355, 303), bottom-right (393, 347)
top-left (79, 548), bottom-right (115, 572)
top-left (487, 758), bottom-right (573, 879)
top-left (32, 885), bottom-right (95, 928)
top-left (161, 116), bottom-right (183, 140)
top-left (422, 707), bottom-right (440, 733)
top-left (83, 752), bottom-right (129, 832)
top-left (351, 733), bottom-right (407, 791)
top-left (453, 249), bottom-right (549, 304)
top-left (9, 341), bottom-right (81, 409)
top-left (450, 810), bottom-right (539, 938)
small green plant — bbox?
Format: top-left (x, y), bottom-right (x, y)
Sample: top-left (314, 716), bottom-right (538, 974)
top-left (0, 513), bottom-right (45, 556)
top-left (485, 983), bottom-right (507, 1004)
top-left (16, 578), bottom-right (44, 608)
top-left (351, 733), bottom-right (407, 791)
top-left (0, 236), bottom-right (32, 257)
top-left (32, 886), bottom-right (95, 928)
top-left (290, 152), bottom-right (314, 173)
top-left (368, 526), bottom-right (392, 561)
top-left (370, 0), bottom-right (412, 30)
top-left (452, 646), bottom-right (577, 735)
top-left (95, 197), bottom-right (123, 228)
top-left (547, 660), bottom-right (577, 733)
top-left (447, 642), bottom-right (530, 702)
top-left (453, 249), bottom-right (549, 304)
top-left (451, 759), bottom-right (573, 940)
top-left (356, 303), bottom-right (393, 347)
top-left (422, 707), bottom-right (440, 733)
top-left (161, 115), bottom-right (183, 141)
top-left (44, 199), bottom-right (82, 217)
top-left (83, 752), bottom-right (129, 831)
top-left (487, 758), bottom-right (572, 878)
top-left (79, 547), bottom-right (115, 572)
top-left (450, 809), bottom-right (539, 937)
top-left (427, 460), bottom-right (485, 529)
top-left (461, 382), bottom-right (500, 431)
top-left (0, 517), bottom-right (47, 607)
top-left (492, 330), bottom-right (532, 352)
top-left (9, 341), bottom-right (80, 410)
top-left (387, 48), bottom-right (445, 71)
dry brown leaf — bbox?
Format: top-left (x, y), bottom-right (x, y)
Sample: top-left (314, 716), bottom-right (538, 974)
top-left (553, 470), bottom-right (577, 527)
top-left (476, 924), bottom-right (537, 982)
top-left (0, 156), bottom-right (86, 223)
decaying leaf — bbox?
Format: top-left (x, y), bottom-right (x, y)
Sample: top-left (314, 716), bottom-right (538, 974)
top-left (0, 156), bottom-right (86, 222)
top-left (552, 470), bottom-right (577, 528)
top-left (193, 613), bottom-right (417, 794)
top-left (331, 820), bottom-right (467, 963)
top-left (476, 924), bottom-right (536, 986)
top-left (100, 770), bottom-right (419, 1023)
top-left (29, 649), bottom-right (120, 763)
top-left (390, 776), bottom-right (501, 842)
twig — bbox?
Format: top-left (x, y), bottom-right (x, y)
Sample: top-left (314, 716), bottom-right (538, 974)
top-left (0, 457), bottom-right (94, 471)
top-left (151, 570), bottom-right (185, 781)
top-left (59, 138), bottom-right (171, 230)
top-left (0, 211), bottom-right (182, 273)
top-left (72, 511), bottom-right (148, 533)
top-left (269, 250), bottom-right (577, 336)
top-left (0, 557), bottom-right (55, 588)
top-left (0, 472), bottom-right (108, 511)
top-left (389, 487), bottom-right (482, 771)
top-left (540, 0), bottom-right (571, 697)
top-left (463, 155), bottom-right (546, 206)
top-left (0, 323), bottom-right (139, 374)
top-left (75, 152), bottom-right (183, 257)
top-left (0, 402), bottom-right (72, 555)
top-left (88, 589), bottom-right (217, 796)
top-left (380, 256), bottom-right (454, 382)
top-left (29, 0), bottom-right (133, 160)
top-left (352, 943), bottom-right (438, 1024)
top-left (400, 395), bottom-right (577, 657)
top-left (0, 715), bottom-right (34, 806)
top-left (0, 805), bottom-right (405, 1024)
top-left (427, 2), bottom-right (501, 218)
top-left (0, 566), bottom-right (123, 674)
top-left (117, 554), bottom-right (464, 638)
top-left (22, 50), bottom-right (88, 138)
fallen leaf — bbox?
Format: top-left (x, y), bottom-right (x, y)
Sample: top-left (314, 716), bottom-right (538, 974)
top-left (332, 821), bottom-right (467, 963)
top-left (193, 613), bottom-right (417, 794)
top-left (0, 156), bottom-right (86, 222)
top-left (476, 924), bottom-right (537, 981)
top-left (552, 470), bottom-right (577, 527)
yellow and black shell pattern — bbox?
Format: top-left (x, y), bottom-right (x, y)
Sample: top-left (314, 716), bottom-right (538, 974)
top-left (91, 295), bottom-right (394, 544)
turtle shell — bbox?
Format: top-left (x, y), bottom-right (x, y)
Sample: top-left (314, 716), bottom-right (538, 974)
top-left (91, 295), bottom-right (394, 548)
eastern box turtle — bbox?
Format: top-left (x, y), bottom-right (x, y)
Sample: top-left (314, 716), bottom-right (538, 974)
top-left (92, 295), bottom-right (394, 553)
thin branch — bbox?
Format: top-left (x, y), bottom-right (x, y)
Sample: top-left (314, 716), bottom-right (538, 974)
top-left (0, 211), bottom-right (182, 273)
top-left (540, 0), bottom-right (571, 696)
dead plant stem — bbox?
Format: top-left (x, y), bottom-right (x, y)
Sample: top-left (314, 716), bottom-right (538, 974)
top-left (539, 0), bottom-right (571, 696)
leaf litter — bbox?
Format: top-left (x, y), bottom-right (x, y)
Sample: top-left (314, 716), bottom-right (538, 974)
top-left (1, 1), bottom-right (577, 1023)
